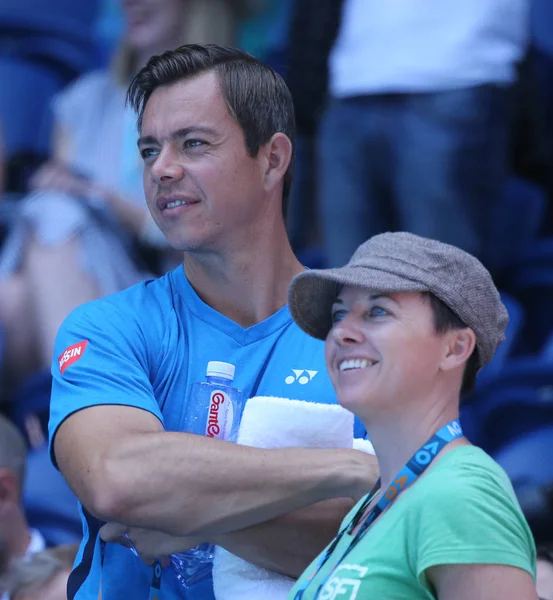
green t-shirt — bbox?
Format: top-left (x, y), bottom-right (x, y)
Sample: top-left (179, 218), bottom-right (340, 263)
top-left (289, 446), bottom-right (536, 600)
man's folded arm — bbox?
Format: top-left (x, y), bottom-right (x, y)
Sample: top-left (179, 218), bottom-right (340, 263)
top-left (54, 404), bottom-right (377, 537)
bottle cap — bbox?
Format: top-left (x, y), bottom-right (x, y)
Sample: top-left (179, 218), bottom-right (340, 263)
top-left (206, 361), bottom-right (235, 381)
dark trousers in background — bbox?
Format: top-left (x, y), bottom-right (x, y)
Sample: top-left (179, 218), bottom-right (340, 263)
top-left (317, 85), bottom-right (511, 268)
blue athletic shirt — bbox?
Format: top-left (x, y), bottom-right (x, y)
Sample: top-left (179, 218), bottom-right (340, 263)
top-left (49, 265), bottom-right (366, 600)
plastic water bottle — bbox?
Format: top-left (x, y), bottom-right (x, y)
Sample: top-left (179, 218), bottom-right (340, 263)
top-left (170, 361), bottom-right (245, 592)
top-left (182, 361), bottom-right (244, 442)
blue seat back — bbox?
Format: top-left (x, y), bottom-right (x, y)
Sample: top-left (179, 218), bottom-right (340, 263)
top-left (0, 57), bottom-right (62, 156)
top-left (493, 424), bottom-right (553, 484)
top-left (532, 0), bottom-right (553, 58)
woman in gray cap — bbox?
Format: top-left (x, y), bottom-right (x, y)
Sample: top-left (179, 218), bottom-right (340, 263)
top-left (288, 232), bottom-right (537, 599)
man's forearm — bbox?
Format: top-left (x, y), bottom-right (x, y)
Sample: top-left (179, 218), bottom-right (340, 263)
top-left (100, 431), bottom-right (373, 537)
top-left (213, 498), bottom-right (356, 579)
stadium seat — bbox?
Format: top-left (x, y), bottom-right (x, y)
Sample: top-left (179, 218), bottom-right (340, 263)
top-left (0, 56), bottom-right (63, 156)
top-left (487, 178), bottom-right (547, 275)
top-left (493, 424), bottom-right (553, 484)
top-left (0, 0), bottom-right (99, 41)
top-left (463, 357), bottom-right (553, 452)
top-left (508, 265), bottom-right (553, 353)
top-left (0, 0), bottom-right (100, 86)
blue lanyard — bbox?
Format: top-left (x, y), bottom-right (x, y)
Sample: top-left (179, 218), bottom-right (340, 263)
top-left (293, 419), bottom-right (464, 600)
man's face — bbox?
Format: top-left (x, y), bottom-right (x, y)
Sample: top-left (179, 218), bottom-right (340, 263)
top-left (325, 287), bottom-right (450, 417)
top-left (139, 71), bottom-right (267, 252)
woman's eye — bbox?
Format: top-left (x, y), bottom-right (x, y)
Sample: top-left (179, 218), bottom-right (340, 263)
top-left (331, 309), bottom-right (347, 324)
top-left (369, 306), bottom-right (388, 317)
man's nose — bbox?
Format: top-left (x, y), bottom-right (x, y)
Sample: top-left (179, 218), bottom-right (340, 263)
top-left (150, 148), bottom-right (185, 185)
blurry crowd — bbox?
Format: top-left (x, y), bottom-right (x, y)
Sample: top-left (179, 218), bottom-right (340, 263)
top-left (1, 0), bottom-right (553, 598)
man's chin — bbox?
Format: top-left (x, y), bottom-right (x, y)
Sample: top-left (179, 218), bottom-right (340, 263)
top-left (169, 237), bottom-right (210, 254)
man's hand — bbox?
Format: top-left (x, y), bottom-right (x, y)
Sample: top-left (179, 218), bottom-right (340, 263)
top-left (100, 522), bottom-right (203, 567)
top-left (348, 449), bottom-right (379, 502)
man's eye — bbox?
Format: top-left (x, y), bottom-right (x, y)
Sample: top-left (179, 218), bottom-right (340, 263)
top-left (183, 139), bottom-right (205, 149)
top-left (140, 148), bottom-right (158, 160)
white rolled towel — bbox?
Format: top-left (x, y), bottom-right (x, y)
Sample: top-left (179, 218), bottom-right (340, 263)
top-left (212, 396), bottom-right (359, 600)
top-left (353, 437), bottom-right (375, 455)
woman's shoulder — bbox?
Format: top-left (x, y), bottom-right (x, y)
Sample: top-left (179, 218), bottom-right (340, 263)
top-left (413, 445), bottom-right (520, 510)
top-left (406, 446), bottom-right (536, 579)
top-left (433, 445), bottom-right (509, 479)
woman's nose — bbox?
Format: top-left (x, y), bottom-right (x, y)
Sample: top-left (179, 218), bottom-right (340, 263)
top-left (331, 314), bottom-right (365, 346)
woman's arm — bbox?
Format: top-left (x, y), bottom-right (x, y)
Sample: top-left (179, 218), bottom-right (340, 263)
top-left (427, 563), bottom-right (538, 600)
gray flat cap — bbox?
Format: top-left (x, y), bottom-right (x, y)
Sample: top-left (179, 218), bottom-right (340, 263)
top-left (289, 232), bottom-right (509, 370)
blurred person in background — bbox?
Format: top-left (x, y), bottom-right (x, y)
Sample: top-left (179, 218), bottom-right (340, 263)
top-left (312, 0), bottom-right (529, 268)
top-left (0, 416), bottom-right (45, 600)
top-left (6, 544), bottom-right (78, 600)
top-left (0, 0), bottom-right (255, 395)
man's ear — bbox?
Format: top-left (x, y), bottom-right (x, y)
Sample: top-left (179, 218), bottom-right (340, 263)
top-left (440, 328), bottom-right (477, 373)
top-left (260, 132), bottom-right (292, 197)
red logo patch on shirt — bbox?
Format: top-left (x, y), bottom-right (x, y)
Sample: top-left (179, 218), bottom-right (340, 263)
top-left (58, 341), bottom-right (88, 375)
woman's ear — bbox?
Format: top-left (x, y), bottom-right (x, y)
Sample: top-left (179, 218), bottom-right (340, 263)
top-left (440, 328), bottom-right (477, 373)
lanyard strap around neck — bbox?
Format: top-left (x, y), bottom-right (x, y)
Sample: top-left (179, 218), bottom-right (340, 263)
top-left (294, 419), bottom-right (464, 600)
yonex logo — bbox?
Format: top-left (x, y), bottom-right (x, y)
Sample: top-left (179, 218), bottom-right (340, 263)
top-left (285, 369), bottom-right (318, 385)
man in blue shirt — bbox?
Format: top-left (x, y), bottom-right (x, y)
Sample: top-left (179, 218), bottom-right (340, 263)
top-left (49, 45), bottom-right (377, 599)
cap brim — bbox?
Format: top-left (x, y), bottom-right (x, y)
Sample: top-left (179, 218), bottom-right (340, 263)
top-left (288, 265), bottom-right (430, 340)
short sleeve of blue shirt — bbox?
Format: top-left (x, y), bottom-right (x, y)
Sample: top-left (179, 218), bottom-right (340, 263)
top-left (49, 294), bottom-right (163, 466)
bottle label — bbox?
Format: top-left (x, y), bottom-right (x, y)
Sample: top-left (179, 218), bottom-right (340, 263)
top-left (205, 389), bottom-right (233, 440)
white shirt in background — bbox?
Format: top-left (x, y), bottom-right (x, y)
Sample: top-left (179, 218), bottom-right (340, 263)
top-left (330, 0), bottom-right (530, 97)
